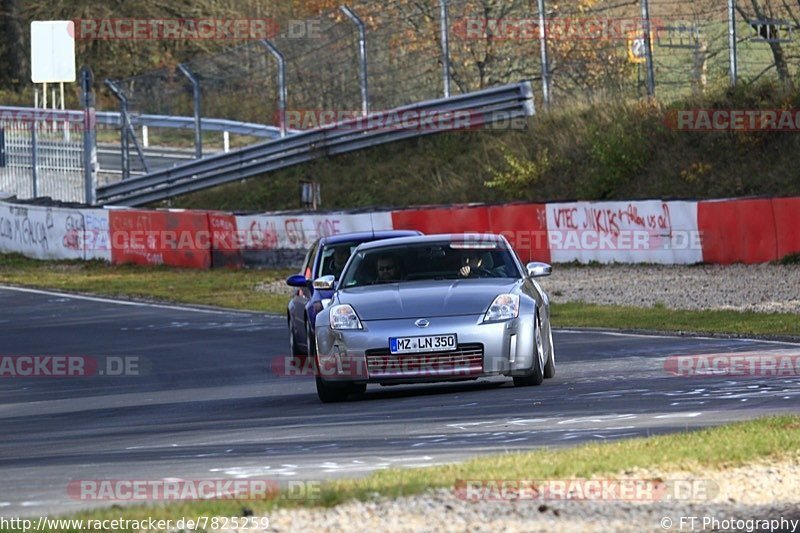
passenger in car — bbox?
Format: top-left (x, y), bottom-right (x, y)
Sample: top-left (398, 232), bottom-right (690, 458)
top-left (458, 251), bottom-right (493, 278)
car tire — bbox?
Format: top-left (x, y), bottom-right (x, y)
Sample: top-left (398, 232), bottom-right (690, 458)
top-left (289, 316), bottom-right (303, 356)
top-left (315, 377), bottom-right (351, 403)
top-left (306, 318), bottom-right (317, 358)
top-left (513, 314), bottom-right (545, 387)
top-left (544, 323), bottom-right (556, 379)
top-left (349, 383), bottom-right (367, 395)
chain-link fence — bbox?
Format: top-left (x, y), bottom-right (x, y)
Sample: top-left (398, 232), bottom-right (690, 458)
top-left (11, 0), bottom-right (789, 199)
top-left (103, 0), bottom-right (800, 131)
top-left (735, 0), bottom-right (800, 86)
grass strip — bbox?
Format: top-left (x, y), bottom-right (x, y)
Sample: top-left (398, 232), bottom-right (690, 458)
top-left (0, 253), bottom-right (292, 314)
top-left (552, 301), bottom-right (800, 337)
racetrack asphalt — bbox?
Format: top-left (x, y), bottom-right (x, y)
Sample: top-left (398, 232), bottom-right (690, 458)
top-left (1, 285), bottom-right (798, 518)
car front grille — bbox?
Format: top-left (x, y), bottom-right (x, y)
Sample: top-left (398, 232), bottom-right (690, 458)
top-left (365, 343), bottom-right (484, 379)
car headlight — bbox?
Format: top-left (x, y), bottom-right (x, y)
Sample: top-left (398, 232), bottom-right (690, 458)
top-left (330, 304), bottom-right (363, 330)
top-left (483, 294), bottom-right (520, 322)
top-left (321, 298), bottom-right (332, 309)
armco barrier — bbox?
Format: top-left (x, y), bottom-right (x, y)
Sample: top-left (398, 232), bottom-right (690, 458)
top-left (96, 82), bottom-right (536, 206)
top-left (771, 197), bottom-right (800, 261)
top-left (109, 209), bottom-right (212, 269)
top-left (697, 198), bottom-right (777, 264)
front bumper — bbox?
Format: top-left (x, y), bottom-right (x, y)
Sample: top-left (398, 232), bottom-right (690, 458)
top-left (316, 314), bottom-right (536, 383)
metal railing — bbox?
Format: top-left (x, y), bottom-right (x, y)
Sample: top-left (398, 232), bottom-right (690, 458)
top-left (0, 107), bottom-right (289, 139)
top-left (0, 116), bottom-right (86, 202)
top-left (96, 81), bottom-right (535, 206)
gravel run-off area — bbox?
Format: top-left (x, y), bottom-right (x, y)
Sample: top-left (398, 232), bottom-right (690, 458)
top-left (260, 456), bottom-right (800, 532)
top-left (538, 264), bottom-right (800, 314)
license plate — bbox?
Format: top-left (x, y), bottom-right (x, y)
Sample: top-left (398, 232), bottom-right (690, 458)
top-left (389, 334), bottom-right (457, 354)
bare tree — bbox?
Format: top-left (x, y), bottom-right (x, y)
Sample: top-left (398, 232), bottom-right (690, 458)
top-left (738, 0), bottom-right (793, 86)
top-left (1, 0), bottom-right (26, 89)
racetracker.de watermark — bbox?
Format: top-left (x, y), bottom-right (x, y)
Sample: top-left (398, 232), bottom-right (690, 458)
top-left (0, 355), bottom-right (144, 378)
top-left (76, 229), bottom-right (705, 253)
top-left (664, 109), bottom-right (800, 131)
top-left (454, 478), bottom-right (719, 501)
top-left (463, 230), bottom-right (703, 252)
top-left (664, 353), bottom-right (800, 377)
top-left (276, 109), bottom-right (528, 132)
top-left (452, 17), bottom-right (660, 40)
top-left (67, 479), bottom-right (322, 501)
top-left (70, 18), bottom-right (323, 40)
top-left (0, 108), bottom-right (98, 130)
top-left (271, 354), bottom-right (486, 379)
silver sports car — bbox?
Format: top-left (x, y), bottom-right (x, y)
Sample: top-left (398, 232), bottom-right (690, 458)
top-left (311, 233), bottom-right (555, 402)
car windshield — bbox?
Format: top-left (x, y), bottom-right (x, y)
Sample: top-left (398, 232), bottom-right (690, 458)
top-left (340, 241), bottom-right (521, 287)
top-left (319, 242), bottom-right (360, 279)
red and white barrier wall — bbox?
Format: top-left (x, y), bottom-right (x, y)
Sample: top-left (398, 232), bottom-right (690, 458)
top-left (0, 201), bottom-right (111, 262)
top-left (697, 197), bottom-right (800, 264)
top-left (0, 197), bottom-right (798, 268)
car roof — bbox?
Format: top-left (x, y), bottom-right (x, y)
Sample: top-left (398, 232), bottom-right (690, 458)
top-left (353, 233), bottom-right (505, 251)
top-left (319, 230), bottom-right (421, 246)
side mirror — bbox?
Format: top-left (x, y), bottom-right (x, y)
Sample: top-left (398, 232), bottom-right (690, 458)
top-left (313, 274), bottom-right (336, 290)
top-left (286, 274), bottom-right (309, 287)
top-left (526, 262), bottom-right (552, 278)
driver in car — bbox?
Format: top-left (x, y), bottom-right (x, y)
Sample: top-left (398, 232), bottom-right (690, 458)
top-left (326, 247), bottom-right (351, 279)
top-left (376, 255), bottom-right (401, 282)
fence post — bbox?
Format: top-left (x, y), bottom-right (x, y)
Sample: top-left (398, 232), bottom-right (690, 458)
top-left (439, 0), bottom-right (451, 98)
top-left (104, 79), bottom-right (130, 181)
top-left (537, 0), bottom-right (551, 107)
top-left (105, 79), bottom-right (150, 179)
top-left (727, 0), bottom-right (737, 87)
top-left (640, 0), bottom-right (656, 97)
top-left (177, 63), bottom-right (203, 158)
top-left (340, 6), bottom-right (369, 116)
top-left (260, 40), bottom-right (287, 137)
top-left (80, 66), bottom-right (97, 205)
top-left (30, 123), bottom-right (38, 197)
top-left (692, 38), bottom-right (708, 96)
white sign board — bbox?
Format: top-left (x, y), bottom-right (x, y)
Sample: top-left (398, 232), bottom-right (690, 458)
top-left (545, 200), bottom-right (702, 264)
top-left (30, 21), bottom-right (76, 83)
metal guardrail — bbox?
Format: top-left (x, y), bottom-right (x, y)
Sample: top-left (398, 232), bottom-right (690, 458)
top-left (0, 107), bottom-right (288, 139)
top-left (120, 114), bottom-right (291, 138)
top-left (96, 81), bottom-right (535, 206)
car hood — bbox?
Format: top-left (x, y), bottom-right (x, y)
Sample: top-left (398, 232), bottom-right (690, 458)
top-left (336, 279), bottom-right (519, 320)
